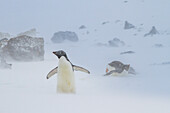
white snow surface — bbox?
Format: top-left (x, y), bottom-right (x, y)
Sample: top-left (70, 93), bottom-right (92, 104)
top-left (1, 40), bottom-right (170, 113)
top-left (1, 0), bottom-right (170, 113)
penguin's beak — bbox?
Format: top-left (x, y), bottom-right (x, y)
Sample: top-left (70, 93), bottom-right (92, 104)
top-left (53, 51), bottom-right (63, 56)
top-left (106, 68), bottom-right (109, 73)
top-left (52, 50), bottom-right (67, 59)
top-left (53, 51), bottom-right (59, 57)
top-left (53, 51), bottom-right (57, 55)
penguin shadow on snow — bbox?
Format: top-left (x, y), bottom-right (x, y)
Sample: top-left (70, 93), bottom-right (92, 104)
top-left (46, 50), bottom-right (90, 93)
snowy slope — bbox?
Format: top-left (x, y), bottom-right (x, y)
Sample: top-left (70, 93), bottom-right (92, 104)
top-left (1, 0), bottom-right (170, 113)
top-left (1, 40), bottom-right (170, 113)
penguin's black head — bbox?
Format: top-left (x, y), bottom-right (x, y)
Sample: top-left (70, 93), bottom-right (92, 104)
top-left (53, 50), bottom-right (69, 60)
top-left (124, 64), bottom-right (130, 71)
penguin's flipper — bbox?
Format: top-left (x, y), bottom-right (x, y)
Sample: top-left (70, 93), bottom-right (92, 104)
top-left (46, 67), bottom-right (58, 79)
top-left (73, 65), bottom-right (90, 74)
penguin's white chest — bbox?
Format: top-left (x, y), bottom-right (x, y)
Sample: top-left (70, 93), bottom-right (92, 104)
top-left (57, 56), bottom-right (75, 93)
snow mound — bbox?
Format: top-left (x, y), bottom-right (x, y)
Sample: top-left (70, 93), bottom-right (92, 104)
top-left (108, 38), bottom-right (125, 47)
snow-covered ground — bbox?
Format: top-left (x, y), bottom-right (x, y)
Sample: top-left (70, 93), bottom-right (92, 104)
top-left (1, 39), bottom-right (170, 113)
top-left (1, 0), bottom-right (170, 113)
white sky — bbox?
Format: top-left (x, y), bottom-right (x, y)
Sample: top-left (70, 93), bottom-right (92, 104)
top-left (0, 0), bottom-right (169, 38)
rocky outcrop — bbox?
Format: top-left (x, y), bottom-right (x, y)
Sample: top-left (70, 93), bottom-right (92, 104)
top-left (154, 44), bottom-right (163, 48)
top-left (3, 35), bottom-right (44, 61)
top-left (51, 31), bottom-right (79, 43)
top-left (17, 28), bottom-right (37, 37)
top-left (79, 25), bottom-right (86, 29)
top-left (0, 32), bottom-right (11, 40)
top-left (102, 21), bottom-right (109, 25)
top-left (124, 21), bottom-right (135, 29)
top-left (120, 51), bottom-right (135, 55)
top-left (0, 38), bottom-right (8, 49)
top-left (108, 38), bottom-right (125, 47)
top-left (144, 26), bottom-right (159, 37)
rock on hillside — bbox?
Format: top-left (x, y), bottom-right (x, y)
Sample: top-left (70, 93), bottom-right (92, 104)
top-left (124, 21), bottom-right (135, 30)
top-left (144, 26), bottom-right (159, 37)
top-left (51, 31), bottom-right (79, 43)
top-left (0, 32), bottom-right (11, 40)
top-left (0, 38), bottom-right (8, 49)
top-left (79, 25), bottom-right (86, 29)
top-left (3, 35), bottom-right (44, 61)
top-left (17, 28), bottom-right (37, 37)
top-left (108, 38), bottom-right (125, 47)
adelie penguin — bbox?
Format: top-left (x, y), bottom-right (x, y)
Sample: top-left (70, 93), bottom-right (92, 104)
top-left (105, 61), bottom-right (130, 76)
top-left (47, 50), bottom-right (90, 93)
top-left (105, 61), bottom-right (136, 76)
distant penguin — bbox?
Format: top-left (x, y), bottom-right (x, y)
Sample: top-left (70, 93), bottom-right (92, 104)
top-left (47, 50), bottom-right (90, 93)
top-left (105, 61), bottom-right (130, 76)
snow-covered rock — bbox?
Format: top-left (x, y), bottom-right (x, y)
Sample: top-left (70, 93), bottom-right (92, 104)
top-left (0, 38), bottom-right (8, 49)
top-left (108, 38), bottom-right (125, 47)
top-left (144, 26), bottom-right (159, 37)
top-left (124, 21), bottom-right (135, 29)
top-left (17, 28), bottom-right (37, 37)
top-left (154, 44), bottom-right (163, 48)
top-left (3, 35), bottom-right (44, 61)
top-left (0, 32), bottom-right (11, 40)
top-left (51, 31), bottom-right (79, 43)
top-left (79, 25), bottom-right (86, 29)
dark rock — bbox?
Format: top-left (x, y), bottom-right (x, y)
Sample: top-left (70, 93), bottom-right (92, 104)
top-left (108, 38), bottom-right (125, 47)
top-left (102, 21), bottom-right (109, 25)
top-left (144, 26), bottom-right (159, 37)
top-left (124, 1), bottom-right (128, 3)
top-left (124, 21), bottom-right (135, 29)
top-left (51, 31), bottom-right (79, 43)
top-left (120, 51), bottom-right (135, 55)
top-left (162, 62), bottom-right (170, 65)
top-left (0, 38), bottom-right (8, 49)
top-left (154, 44), bottom-right (163, 48)
top-left (3, 35), bottom-right (44, 61)
top-left (79, 25), bottom-right (86, 29)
